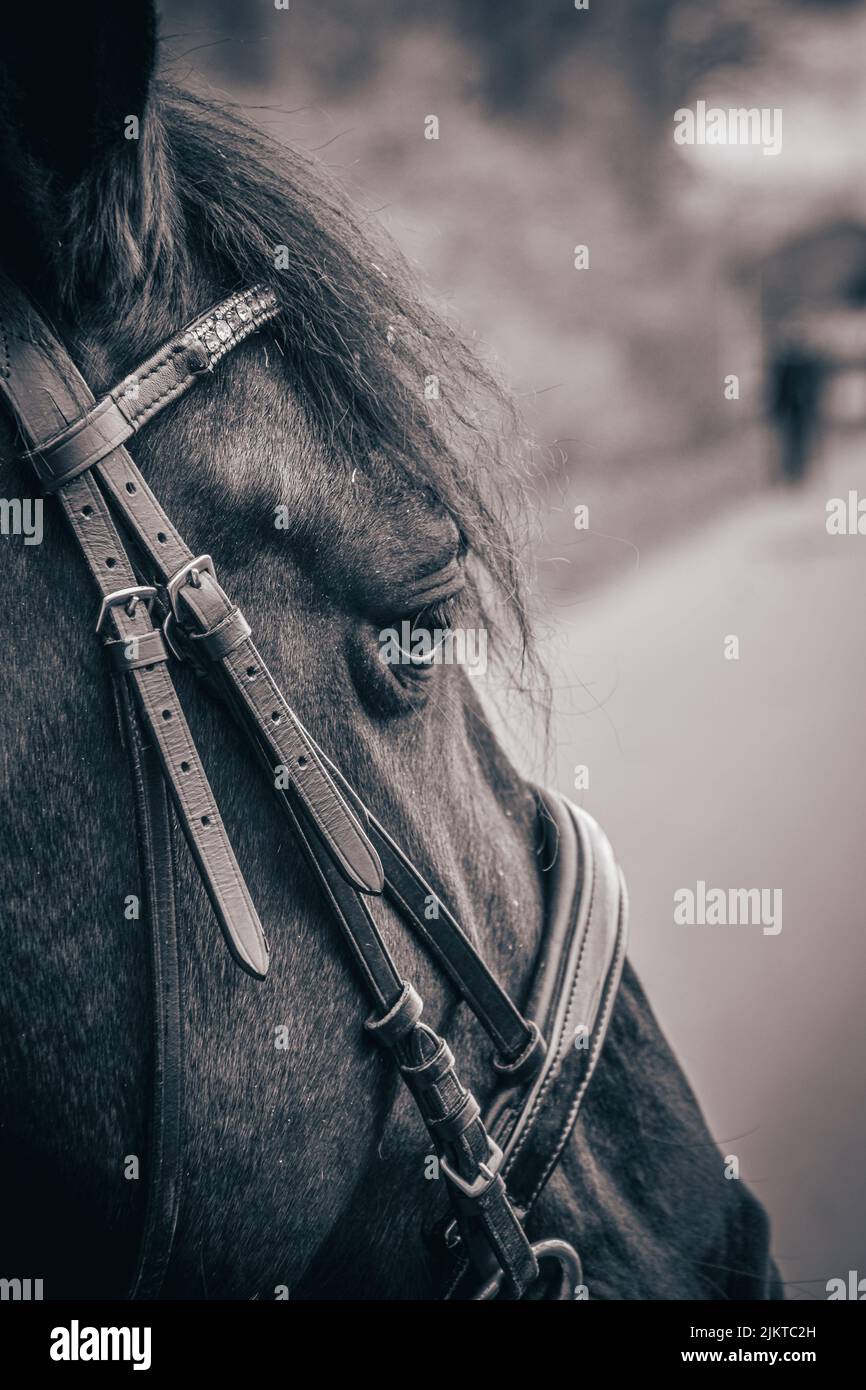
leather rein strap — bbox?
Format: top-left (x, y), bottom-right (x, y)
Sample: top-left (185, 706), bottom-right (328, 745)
top-left (0, 278), bottom-right (628, 1301)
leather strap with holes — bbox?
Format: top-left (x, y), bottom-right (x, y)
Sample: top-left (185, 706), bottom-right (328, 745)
top-left (0, 304), bottom-right (270, 979)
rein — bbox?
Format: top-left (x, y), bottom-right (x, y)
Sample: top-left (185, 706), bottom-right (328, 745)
top-left (0, 280), bottom-right (627, 1300)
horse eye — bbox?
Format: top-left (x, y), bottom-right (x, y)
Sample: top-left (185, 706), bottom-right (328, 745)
top-left (377, 597), bottom-right (460, 674)
top-left (405, 604), bottom-right (455, 667)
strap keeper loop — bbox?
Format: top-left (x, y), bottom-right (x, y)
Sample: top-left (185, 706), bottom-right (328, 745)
top-left (492, 1020), bottom-right (546, 1083)
top-left (189, 606), bottom-right (252, 661)
top-left (104, 629), bottom-right (170, 672)
top-left (400, 1035), bottom-right (455, 1091)
top-left (428, 1091), bottom-right (481, 1146)
top-left (364, 982), bottom-right (423, 1047)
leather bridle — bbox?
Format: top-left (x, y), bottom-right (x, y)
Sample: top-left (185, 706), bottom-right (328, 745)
top-left (0, 279), bottom-right (628, 1300)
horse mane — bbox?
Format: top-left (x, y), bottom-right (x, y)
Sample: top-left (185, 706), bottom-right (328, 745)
top-left (54, 82), bottom-right (541, 689)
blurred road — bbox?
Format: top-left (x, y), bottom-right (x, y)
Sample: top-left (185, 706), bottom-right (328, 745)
top-left (493, 429), bottom-right (866, 1298)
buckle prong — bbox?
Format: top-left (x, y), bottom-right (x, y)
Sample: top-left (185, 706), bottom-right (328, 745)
top-left (440, 1136), bottom-right (504, 1200)
top-left (95, 585), bottom-right (158, 636)
top-left (164, 553), bottom-right (215, 619)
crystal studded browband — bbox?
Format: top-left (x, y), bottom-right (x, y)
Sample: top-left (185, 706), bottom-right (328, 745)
top-left (27, 285), bottom-right (281, 494)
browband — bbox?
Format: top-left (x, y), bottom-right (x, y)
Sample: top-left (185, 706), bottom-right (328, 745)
top-left (28, 287), bottom-right (281, 492)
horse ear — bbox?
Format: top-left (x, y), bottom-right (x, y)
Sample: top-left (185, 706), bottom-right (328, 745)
top-left (0, 1), bottom-right (157, 280)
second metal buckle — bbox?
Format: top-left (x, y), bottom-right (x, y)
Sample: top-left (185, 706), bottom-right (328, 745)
top-left (440, 1136), bottom-right (504, 1200)
top-left (164, 553), bottom-right (216, 619)
top-left (162, 554), bottom-right (216, 664)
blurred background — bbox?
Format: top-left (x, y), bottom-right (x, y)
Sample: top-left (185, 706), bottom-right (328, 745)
top-left (160, 0), bottom-right (866, 1297)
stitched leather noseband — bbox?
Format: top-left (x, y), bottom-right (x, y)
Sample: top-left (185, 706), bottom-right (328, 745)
top-left (0, 279), bottom-right (628, 1300)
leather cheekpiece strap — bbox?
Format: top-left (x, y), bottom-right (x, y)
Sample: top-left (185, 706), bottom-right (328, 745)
top-left (283, 725), bottom-right (540, 1066)
top-left (0, 282), bottom-right (271, 983)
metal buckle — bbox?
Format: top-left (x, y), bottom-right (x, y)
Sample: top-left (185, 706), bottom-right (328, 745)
top-left (162, 555), bottom-right (216, 665)
top-left (440, 1136), bottom-right (504, 1199)
top-left (164, 553), bottom-right (216, 620)
top-left (95, 585), bottom-right (157, 636)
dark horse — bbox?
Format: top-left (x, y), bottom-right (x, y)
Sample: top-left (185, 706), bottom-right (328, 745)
top-left (0, 4), bottom-right (779, 1299)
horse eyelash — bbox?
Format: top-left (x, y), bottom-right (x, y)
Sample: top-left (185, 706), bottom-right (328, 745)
top-left (406, 594), bottom-right (463, 632)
